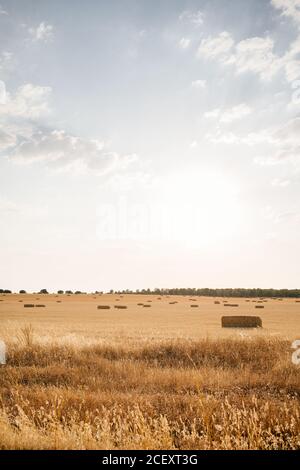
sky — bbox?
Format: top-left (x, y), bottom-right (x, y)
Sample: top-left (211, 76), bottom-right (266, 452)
top-left (0, 0), bottom-right (300, 292)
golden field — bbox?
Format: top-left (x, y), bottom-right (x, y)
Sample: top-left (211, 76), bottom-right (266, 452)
top-left (0, 293), bottom-right (300, 449)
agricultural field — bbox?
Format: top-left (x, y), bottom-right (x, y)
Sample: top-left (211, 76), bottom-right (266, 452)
top-left (0, 293), bottom-right (300, 449)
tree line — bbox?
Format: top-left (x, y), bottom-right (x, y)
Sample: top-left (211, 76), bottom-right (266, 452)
top-left (1, 287), bottom-right (300, 298)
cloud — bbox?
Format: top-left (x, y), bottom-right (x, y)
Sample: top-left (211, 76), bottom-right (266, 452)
top-left (272, 177), bottom-right (291, 187)
top-left (232, 37), bottom-right (281, 81)
top-left (271, 0), bottom-right (300, 26)
top-left (178, 38), bottom-right (191, 50)
top-left (28, 22), bottom-right (54, 42)
top-left (273, 116), bottom-right (300, 143)
top-left (190, 141), bottom-right (198, 149)
top-left (0, 82), bottom-right (141, 177)
top-left (191, 79), bottom-right (206, 89)
top-left (10, 129), bottom-right (116, 173)
top-left (197, 28), bottom-right (300, 83)
top-left (204, 104), bottom-right (252, 123)
top-left (0, 51), bottom-right (13, 74)
top-left (179, 10), bottom-right (204, 26)
top-left (0, 80), bottom-right (6, 104)
top-left (220, 104), bottom-right (253, 123)
top-left (197, 32), bottom-right (234, 60)
top-left (0, 5), bottom-right (8, 15)
top-left (205, 131), bottom-right (241, 145)
top-left (0, 197), bottom-right (18, 214)
top-left (0, 127), bottom-right (16, 151)
top-left (0, 83), bottom-right (51, 119)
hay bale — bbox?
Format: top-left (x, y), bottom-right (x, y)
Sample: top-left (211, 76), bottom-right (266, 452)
top-left (137, 303), bottom-right (144, 306)
top-left (19, 300), bottom-right (23, 303)
top-left (143, 304), bottom-right (151, 308)
top-left (169, 301), bottom-right (178, 305)
top-left (224, 304), bottom-right (239, 308)
top-left (24, 304), bottom-right (35, 308)
top-left (190, 304), bottom-right (199, 308)
top-left (35, 304), bottom-right (46, 308)
top-left (114, 305), bottom-right (127, 309)
top-left (255, 305), bottom-right (265, 309)
top-left (214, 301), bottom-right (221, 305)
top-left (56, 300), bottom-right (62, 303)
top-left (97, 305), bottom-right (110, 310)
top-left (222, 316), bottom-right (262, 328)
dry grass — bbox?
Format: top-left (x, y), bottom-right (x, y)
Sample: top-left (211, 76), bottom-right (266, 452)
top-left (0, 294), bottom-right (300, 449)
top-left (0, 336), bottom-right (300, 450)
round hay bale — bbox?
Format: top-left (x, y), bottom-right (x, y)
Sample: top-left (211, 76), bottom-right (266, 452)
top-left (97, 305), bottom-right (111, 310)
top-left (255, 305), bottom-right (265, 309)
top-left (24, 304), bottom-right (35, 308)
top-left (114, 305), bottom-right (127, 309)
top-left (190, 304), bottom-right (199, 308)
top-left (35, 304), bottom-right (46, 308)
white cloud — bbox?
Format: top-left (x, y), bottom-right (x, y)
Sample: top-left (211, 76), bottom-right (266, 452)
top-left (205, 131), bottom-right (241, 145)
top-left (191, 79), bottom-right (206, 89)
top-left (28, 22), bottom-right (54, 42)
top-left (0, 5), bottom-right (8, 15)
top-left (0, 197), bottom-right (18, 213)
top-left (204, 104), bottom-right (252, 123)
top-left (0, 80), bottom-right (6, 104)
top-left (10, 130), bottom-right (114, 173)
top-left (0, 82), bottom-right (141, 177)
top-left (0, 51), bottom-right (13, 73)
top-left (233, 37), bottom-right (281, 81)
top-left (274, 116), bottom-right (300, 143)
top-left (5, 128), bottom-right (142, 177)
top-left (190, 141), bottom-right (198, 149)
top-left (0, 83), bottom-right (51, 119)
top-left (197, 32), bottom-right (234, 60)
top-left (204, 108), bottom-right (221, 119)
top-left (179, 10), bottom-right (204, 26)
top-left (220, 104), bottom-right (253, 123)
top-left (178, 38), bottom-right (191, 50)
top-left (0, 127), bottom-right (16, 151)
top-left (271, 0), bottom-right (300, 26)
top-left (196, 28), bottom-right (300, 83)
top-left (272, 177), bottom-right (291, 187)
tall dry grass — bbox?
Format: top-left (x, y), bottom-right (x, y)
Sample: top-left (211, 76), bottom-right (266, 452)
top-left (0, 334), bottom-right (299, 450)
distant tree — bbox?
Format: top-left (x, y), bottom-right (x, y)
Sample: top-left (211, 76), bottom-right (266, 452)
top-left (39, 289), bottom-right (48, 294)
top-left (75, 291), bottom-right (81, 295)
top-left (3, 290), bottom-right (12, 294)
top-left (19, 290), bottom-right (26, 294)
top-left (57, 290), bottom-right (64, 294)
top-left (65, 290), bottom-right (73, 295)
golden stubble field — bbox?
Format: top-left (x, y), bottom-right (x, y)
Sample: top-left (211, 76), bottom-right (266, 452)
top-left (0, 293), bottom-right (300, 450)
top-left (1, 293), bottom-right (300, 344)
